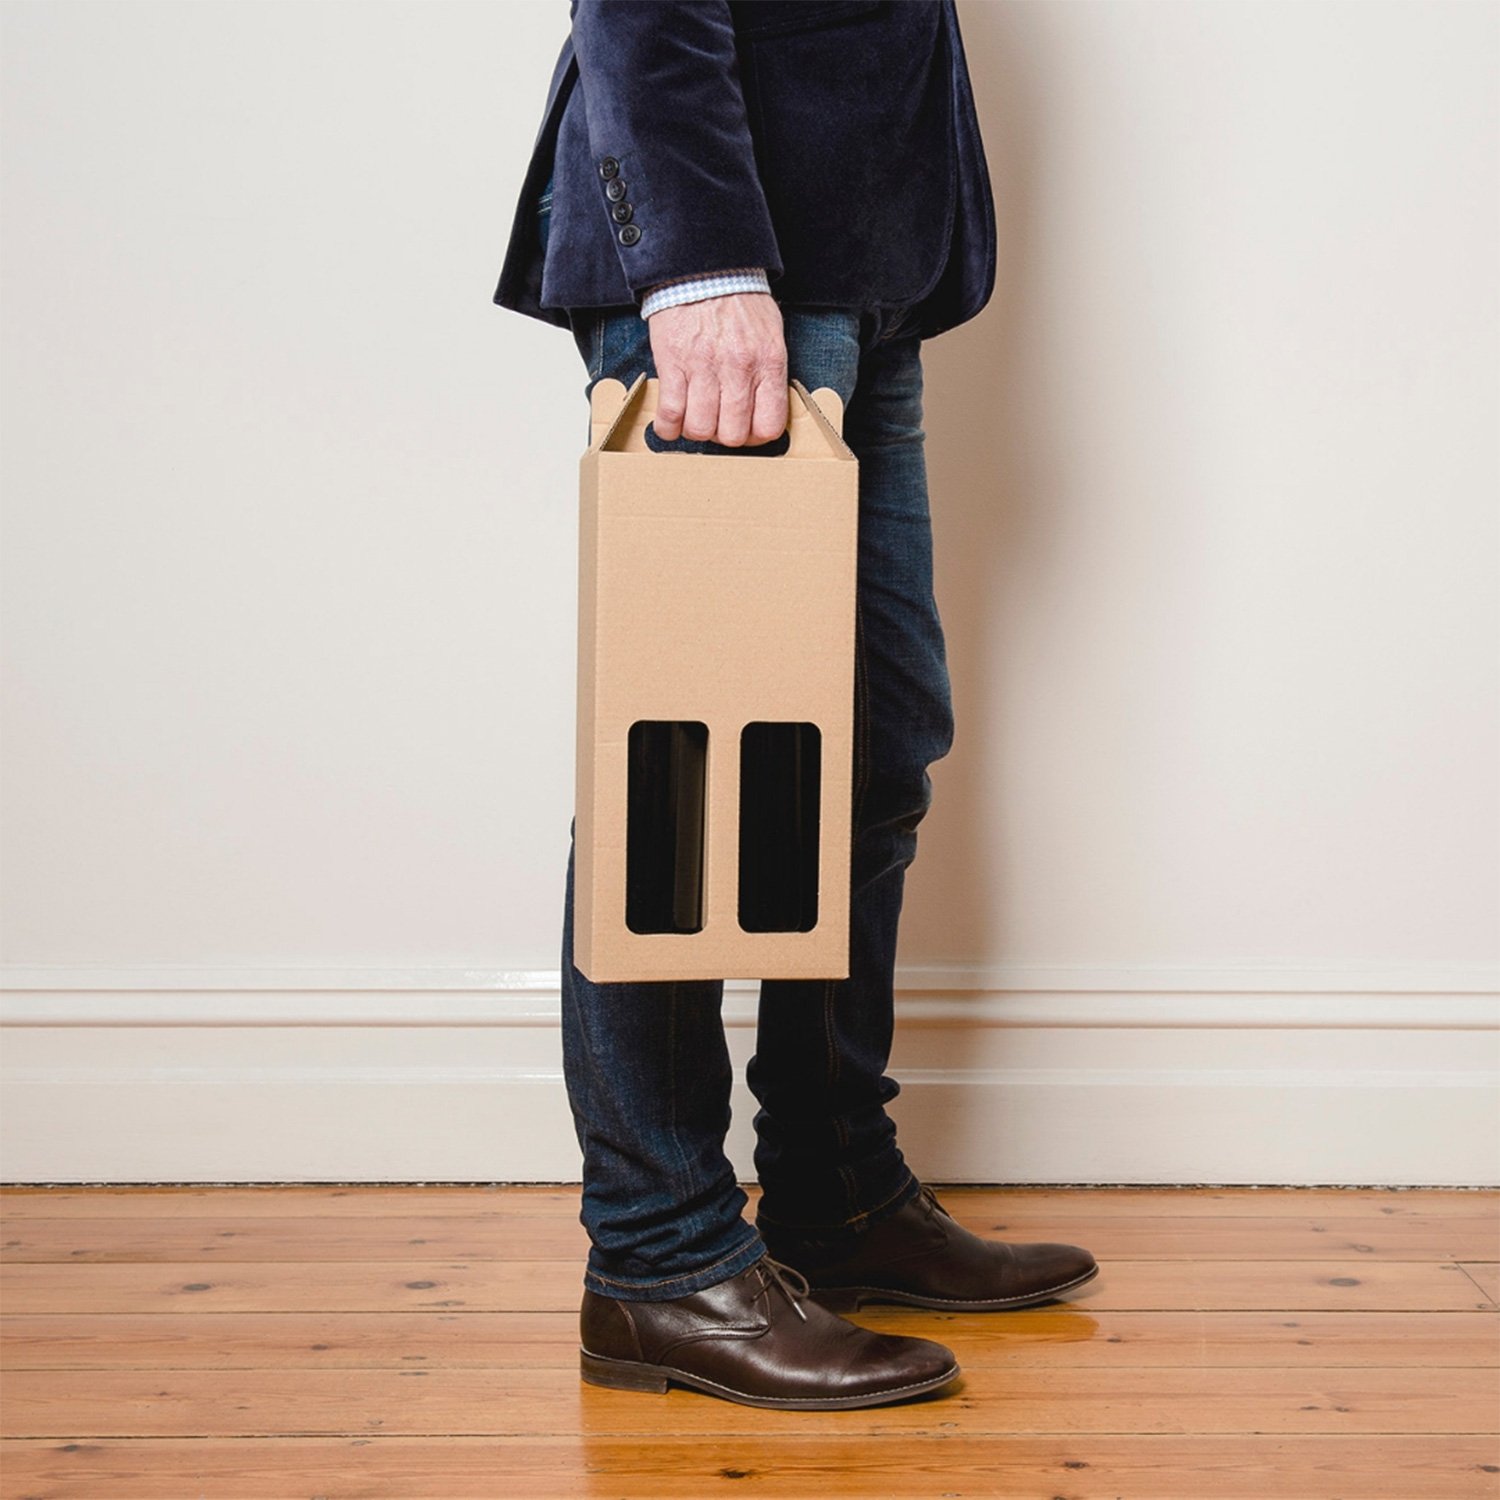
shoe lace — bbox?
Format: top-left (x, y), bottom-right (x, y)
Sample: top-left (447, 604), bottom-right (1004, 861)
top-left (753, 1254), bottom-right (812, 1322)
top-left (916, 1182), bottom-right (953, 1222)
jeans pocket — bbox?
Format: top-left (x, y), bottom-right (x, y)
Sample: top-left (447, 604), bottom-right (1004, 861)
top-left (568, 309), bottom-right (609, 388)
top-left (876, 303), bottom-right (921, 344)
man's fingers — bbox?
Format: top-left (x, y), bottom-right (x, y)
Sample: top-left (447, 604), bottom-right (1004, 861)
top-left (681, 372), bottom-right (720, 443)
top-left (653, 368), bottom-right (689, 442)
top-left (748, 376), bottom-right (789, 446)
top-left (715, 362), bottom-right (756, 447)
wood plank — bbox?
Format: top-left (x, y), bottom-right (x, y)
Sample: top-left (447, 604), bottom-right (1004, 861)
top-left (3, 1309), bottom-right (1496, 1371)
top-left (1459, 1263), bottom-right (1500, 1305)
top-left (2, 1259), bottom-right (1491, 1314)
top-left (3, 1434), bottom-right (1497, 1500)
top-left (4, 1366), bottom-right (1496, 1439)
top-left (6, 1212), bottom-right (1497, 1263)
top-left (0, 1185), bottom-right (582, 1220)
top-left (4, 1184), bottom-right (1496, 1219)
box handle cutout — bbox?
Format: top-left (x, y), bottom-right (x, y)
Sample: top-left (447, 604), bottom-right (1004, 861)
top-left (591, 376), bottom-right (850, 459)
top-left (738, 721), bottom-right (821, 933)
top-left (626, 721), bottom-right (709, 935)
top-left (643, 422), bottom-right (790, 457)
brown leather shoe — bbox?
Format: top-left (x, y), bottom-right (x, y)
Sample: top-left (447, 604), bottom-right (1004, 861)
top-left (758, 1182), bottom-right (1099, 1312)
top-left (579, 1253), bottom-right (961, 1409)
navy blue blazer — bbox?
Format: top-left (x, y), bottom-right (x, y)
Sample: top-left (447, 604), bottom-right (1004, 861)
top-left (492, 0), bottom-right (996, 342)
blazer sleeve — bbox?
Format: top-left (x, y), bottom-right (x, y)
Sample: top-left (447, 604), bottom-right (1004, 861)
top-left (569, 0), bottom-right (784, 295)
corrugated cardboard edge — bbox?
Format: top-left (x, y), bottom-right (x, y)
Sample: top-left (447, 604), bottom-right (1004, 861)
top-left (589, 373), bottom-right (647, 451)
top-left (791, 379), bottom-right (853, 457)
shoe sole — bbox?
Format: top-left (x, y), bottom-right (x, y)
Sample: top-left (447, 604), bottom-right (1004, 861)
top-left (579, 1347), bottom-right (962, 1409)
top-left (806, 1261), bottom-right (1101, 1313)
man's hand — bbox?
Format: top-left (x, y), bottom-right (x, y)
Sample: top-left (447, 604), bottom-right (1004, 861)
top-left (647, 292), bottom-right (788, 447)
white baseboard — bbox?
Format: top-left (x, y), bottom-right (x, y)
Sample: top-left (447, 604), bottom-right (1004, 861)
top-left (3, 964), bottom-right (1496, 1185)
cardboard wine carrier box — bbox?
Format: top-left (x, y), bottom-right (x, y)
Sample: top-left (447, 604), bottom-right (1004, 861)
top-left (574, 373), bottom-right (858, 983)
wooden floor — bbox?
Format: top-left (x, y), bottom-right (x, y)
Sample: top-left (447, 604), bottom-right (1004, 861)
top-left (0, 1185), bottom-right (1496, 1499)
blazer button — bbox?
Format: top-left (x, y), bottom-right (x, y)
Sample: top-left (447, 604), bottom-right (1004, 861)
top-left (610, 201), bottom-right (634, 225)
top-left (605, 178), bottom-right (627, 202)
top-left (598, 156), bottom-right (620, 180)
top-left (618, 223), bottom-right (642, 246)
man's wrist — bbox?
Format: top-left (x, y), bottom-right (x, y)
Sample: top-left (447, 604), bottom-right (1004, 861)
top-left (640, 268), bottom-right (772, 320)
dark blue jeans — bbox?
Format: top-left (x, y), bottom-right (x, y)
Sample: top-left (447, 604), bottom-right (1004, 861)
top-left (541, 189), bottom-right (956, 1303)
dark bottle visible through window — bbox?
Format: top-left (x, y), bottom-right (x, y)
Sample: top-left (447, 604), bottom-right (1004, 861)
top-left (625, 720), bottom-right (708, 934)
top-left (738, 721), bottom-right (821, 933)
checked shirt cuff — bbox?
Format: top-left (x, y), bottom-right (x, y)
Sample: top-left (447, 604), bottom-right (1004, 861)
top-left (639, 267), bottom-right (772, 320)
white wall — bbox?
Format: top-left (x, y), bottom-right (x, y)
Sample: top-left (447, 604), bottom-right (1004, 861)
top-left (2, 0), bottom-right (1496, 1184)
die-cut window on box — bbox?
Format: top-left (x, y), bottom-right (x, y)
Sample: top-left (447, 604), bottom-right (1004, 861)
top-left (739, 721), bottom-right (821, 933)
top-left (625, 721), bottom-right (708, 935)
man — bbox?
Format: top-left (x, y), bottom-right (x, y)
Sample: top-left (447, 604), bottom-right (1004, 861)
top-left (493, 0), bottom-right (1097, 1411)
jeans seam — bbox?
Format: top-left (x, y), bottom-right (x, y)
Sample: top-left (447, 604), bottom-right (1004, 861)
top-left (822, 977), bottom-right (838, 1094)
top-left (590, 311), bottom-right (605, 382)
top-left (666, 982), bottom-right (695, 1202)
top-left (822, 976), bottom-right (859, 1219)
top-left (851, 598), bottom-right (872, 827)
top-left (837, 1167), bottom-right (919, 1229)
